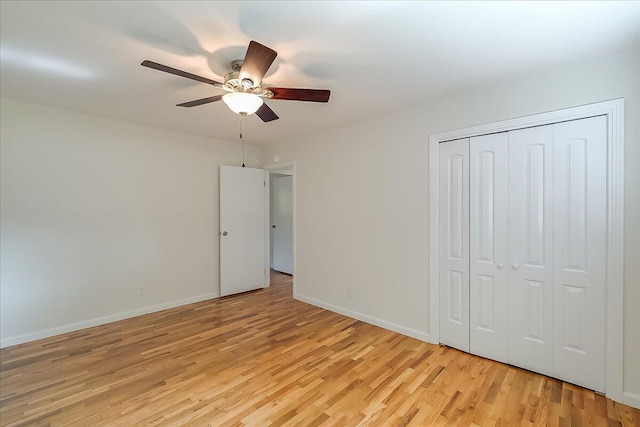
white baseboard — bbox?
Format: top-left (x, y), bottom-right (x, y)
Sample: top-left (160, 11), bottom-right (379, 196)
top-left (293, 293), bottom-right (640, 408)
top-left (294, 292), bottom-right (430, 343)
top-left (623, 391), bottom-right (640, 409)
top-left (0, 292), bottom-right (219, 349)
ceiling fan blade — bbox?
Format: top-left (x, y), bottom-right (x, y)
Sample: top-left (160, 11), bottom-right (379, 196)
top-left (176, 95), bottom-right (223, 107)
top-left (141, 60), bottom-right (224, 87)
top-left (256, 103), bottom-right (279, 122)
top-left (267, 88), bottom-right (330, 103)
top-left (239, 41), bottom-right (277, 86)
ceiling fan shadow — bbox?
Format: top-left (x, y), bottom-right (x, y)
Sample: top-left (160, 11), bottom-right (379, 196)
top-left (236, 5), bottom-right (317, 43)
top-left (124, 3), bottom-right (207, 56)
top-left (288, 51), bottom-right (368, 81)
top-left (127, 28), bottom-right (206, 58)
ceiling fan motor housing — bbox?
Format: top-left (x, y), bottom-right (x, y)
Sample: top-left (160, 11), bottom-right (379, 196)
top-left (224, 64), bottom-right (270, 97)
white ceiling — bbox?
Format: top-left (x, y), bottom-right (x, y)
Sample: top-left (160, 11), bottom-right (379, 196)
top-left (1, 1), bottom-right (638, 144)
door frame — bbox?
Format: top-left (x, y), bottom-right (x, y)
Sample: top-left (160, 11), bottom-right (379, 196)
top-left (262, 161), bottom-right (296, 293)
top-left (428, 99), bottom-right (624, 402)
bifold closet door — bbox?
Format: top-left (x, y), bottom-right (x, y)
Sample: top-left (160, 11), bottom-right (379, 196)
top-left (553, 116), bottom-right (606, 392)
top-left (438, 138), bottom-right (470, 352)
top-left (469, 133), bottom-right (509, 363)
top-left (507, 125), bottom-right (555, 377)
top-left (438, 116), bottom-right (607, 392)
top-left (506, 116), bottom-right (607, 390)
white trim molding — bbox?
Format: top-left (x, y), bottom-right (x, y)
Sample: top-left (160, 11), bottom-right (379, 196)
top-left (623, 392), bottom-right (640, 410)
top-left (0, 291), bottom-right (219, 348)
top-left (428, 99), bottom-right (625, 403)
top-left (295, 292), bottom-right (431, 343)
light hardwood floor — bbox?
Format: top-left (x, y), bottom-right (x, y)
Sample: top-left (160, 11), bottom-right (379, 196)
top-left (1, 271), bottom-right (638, 426)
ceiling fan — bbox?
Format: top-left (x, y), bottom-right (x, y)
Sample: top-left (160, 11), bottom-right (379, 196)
top-left (141, 40), bottom-right (330, 123)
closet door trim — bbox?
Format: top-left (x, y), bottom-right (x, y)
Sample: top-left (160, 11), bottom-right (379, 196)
top-left (428, 99), bottom-right (624, 403)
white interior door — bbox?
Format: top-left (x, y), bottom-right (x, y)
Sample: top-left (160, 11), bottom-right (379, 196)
top-left (508, 125), bottom-right (555, 377)
top-left (271, 175), bottom-right (293, 274)
top-left (438, 138), bottom-right (470, 352)
top-left (469, 133), bottom-right (509, 363)
top-left (552, 116), bottom-right (607, 392)
top-left (220, 165), bottom-right (267, 297)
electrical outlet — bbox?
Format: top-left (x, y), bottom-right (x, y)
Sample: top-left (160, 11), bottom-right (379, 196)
top-left (138, 287), bottom-right (146, 296)
top-left (347, 288), bottom-right (353, 299)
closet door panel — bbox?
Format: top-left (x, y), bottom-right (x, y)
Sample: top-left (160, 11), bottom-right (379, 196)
top-left (439, 138), bottom-right (470, 352)
top-left (469, 133), bottom-right (509, 363)
top-left (553, 116), bottom-right (606, 392)
top-left (508, 125), bottom-right (554, 376)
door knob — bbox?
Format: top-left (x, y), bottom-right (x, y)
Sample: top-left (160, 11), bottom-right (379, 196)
top-left (497, 263), bottom-right (504, 270)
top-left (512, 263), bottom-right (520, 270)
top-left (272, 225), bottom-right (276, 228)
top-left (222, 231), bottom-right (228, 236)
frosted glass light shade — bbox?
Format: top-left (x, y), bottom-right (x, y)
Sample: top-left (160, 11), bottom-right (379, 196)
top-left (222, 92), bottom-right (263, 115)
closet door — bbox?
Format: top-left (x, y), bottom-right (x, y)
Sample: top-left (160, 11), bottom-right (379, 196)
top-left (508, 125), bottom-right (554, 376)
top-left (438, 138), bottom-right (470, 352)
top-left (553, 116), bottom-right (606, 392)
top-left (469, 133), bottom-right (509, 363)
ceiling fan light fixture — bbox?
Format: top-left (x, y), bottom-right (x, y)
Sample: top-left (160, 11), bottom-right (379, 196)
top-left (222, 92), bottom-right (263, 115)
top-left (141, 40), bottom-right (330, 123)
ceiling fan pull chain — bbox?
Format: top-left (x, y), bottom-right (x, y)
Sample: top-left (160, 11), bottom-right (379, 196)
top-left (240, 113), bottom-right (246, 168)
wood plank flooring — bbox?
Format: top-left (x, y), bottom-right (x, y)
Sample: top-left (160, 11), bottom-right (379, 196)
top-left (1, 271), bottom-right (638, 426)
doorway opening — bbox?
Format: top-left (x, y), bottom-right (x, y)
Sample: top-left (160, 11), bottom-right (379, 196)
top-left (263, 161), bottom-right (295, 293)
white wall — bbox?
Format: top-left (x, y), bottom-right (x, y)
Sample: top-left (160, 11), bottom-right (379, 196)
top-left (261, 47), bottom-right (640, 399)
top-left (0, 98), bottom-right (260, 347)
